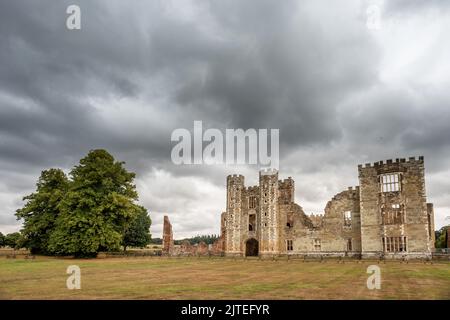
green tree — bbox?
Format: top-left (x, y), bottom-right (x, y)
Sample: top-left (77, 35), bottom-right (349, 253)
top-left (15, 169), bottom-right (69, 254)
top-left (0, 232), bottom-right (5, 247)
top-left (122, 206), bottom-right (152, 251)
top-left (48, 149), bottom-right (140, 257)
top-left (435, 226), bottom-right (449, 248)
top-left (5, 232), bottom-right (22, 248)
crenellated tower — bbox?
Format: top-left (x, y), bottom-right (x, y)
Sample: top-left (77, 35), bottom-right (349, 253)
top-left (259, 168), bottom-right (280, 255)
top-left (278, 177), bottom-right (295, 204)
top-left (358, 156), bottom-right (434, 258)
top-left (225, 174), bottom-right (244, 254)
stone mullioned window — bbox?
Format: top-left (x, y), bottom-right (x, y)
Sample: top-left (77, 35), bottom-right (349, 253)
top-left (382, 236), bottom-right (407, 252)
top-left (313, 239), bottom-right (321, 251)
top-left (343, 211), bottom-right (352, 227)
top-left (381, 204), bottom-right (404, 225)
top-left (248, 196), bottom-right (257, 209)
top-left (286, 240), bottom-right (293, 251)
top-left (380, 173), bottom-right (401, 192)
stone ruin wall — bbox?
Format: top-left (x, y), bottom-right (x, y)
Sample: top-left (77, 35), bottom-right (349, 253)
top-left (162, 215), bottom-right (225, 257)
top-left (358, 157), bottom-right (434, 258)
top-left (221, 170), bottom-right (366, 256)
top-left (162, 215), bottom-right (174, 255)
top-left (279, 187), bottom-right (361, 254)
top-left (259, 169), bottom-right (281, 255)
top-left (161, 156), bottom-right (435, 259)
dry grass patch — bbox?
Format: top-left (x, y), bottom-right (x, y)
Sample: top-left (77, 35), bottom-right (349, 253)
top-left (0, 256), bottom-right (448, 299)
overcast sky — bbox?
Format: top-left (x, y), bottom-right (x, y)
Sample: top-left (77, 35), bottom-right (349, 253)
top-left (0, 0), bottom-right (449, 238)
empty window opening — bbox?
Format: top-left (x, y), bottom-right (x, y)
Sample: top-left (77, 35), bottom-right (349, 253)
top-left (286, 240), bottom-right (293, 251)
top-left (347, 238), bottom-right (352, 251)
top-left (380, 173), bottom-right (400, 192)
top-left (248, 214), bottom-right (256, 231)
top-left (381, 204), bottom-right (404, 225)
top-left (383, 236), bottom-right (407, 252)
top-left (344, 211), bottom-right (352, 227)
top-left (249, 196), bottom-right (257, 209)
top-left (313, 239), bottom-right (321, 251)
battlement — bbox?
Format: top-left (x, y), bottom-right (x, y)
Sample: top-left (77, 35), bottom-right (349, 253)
top-left (309, 213), bottom-right (324, 228)
top-left (358, 156), bottom-right (424, 169)
top-left (246, 185), bottom-right (260, 193)
top-left (259, 168), bottom-right (278, 176)
top-left (226, 174), bottom-right (244, 189)
top-left (278, 177), bottom-right (294, 188)
top-left (227, 174), bottom-right (244, 179)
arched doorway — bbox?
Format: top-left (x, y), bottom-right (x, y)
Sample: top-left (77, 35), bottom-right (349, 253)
top-left (245, 238), bottom-right (259, 256)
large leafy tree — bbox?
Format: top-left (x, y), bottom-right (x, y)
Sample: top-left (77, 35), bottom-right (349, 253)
top-left (123, 206), bottom-right (152, 251)
top-left (15, 169), bottom-right (69, 254)
top-left (48, 149), bottom-right (140, 257)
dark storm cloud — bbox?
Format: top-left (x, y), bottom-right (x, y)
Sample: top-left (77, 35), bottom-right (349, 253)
top-left (0, 0), bottom-right (449, 233)
top-left (167, 1), bottom-right (380, 147)
top-left (0, 0), bottom-right (379, 172)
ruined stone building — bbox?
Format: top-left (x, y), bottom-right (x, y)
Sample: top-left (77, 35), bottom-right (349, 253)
top-left (220, 156), bottom-right (435, 259)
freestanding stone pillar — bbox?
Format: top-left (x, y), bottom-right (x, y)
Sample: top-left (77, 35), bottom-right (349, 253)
top-left (162, 215), bottom-right (174, 255)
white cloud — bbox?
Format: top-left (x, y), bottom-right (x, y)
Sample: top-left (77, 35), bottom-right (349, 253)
top-left (136, 168), bottom-right (225, 239)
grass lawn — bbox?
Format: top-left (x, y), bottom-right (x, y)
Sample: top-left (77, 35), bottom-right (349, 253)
top-left (0, 256), bottom-right (449, 299)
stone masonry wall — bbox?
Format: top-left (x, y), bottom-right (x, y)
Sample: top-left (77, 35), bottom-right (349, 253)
top-left (225, 174), bottom-right (244, 254)
top-left (259, 169), bottom-right (280, 255)
top-left (359, 157), bottom-right (432, 258)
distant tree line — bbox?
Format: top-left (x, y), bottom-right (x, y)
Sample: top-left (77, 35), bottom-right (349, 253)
top-left (149, 237), bottom-right (162, 245)
top-left (0, 232), bottom-right (23, 248)
top-left (148, 235), bottom-right (219, 246)
top-left (174, 234), bottom-right (220, 245)
top-left (7, 149), bottom-right (152, 257)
